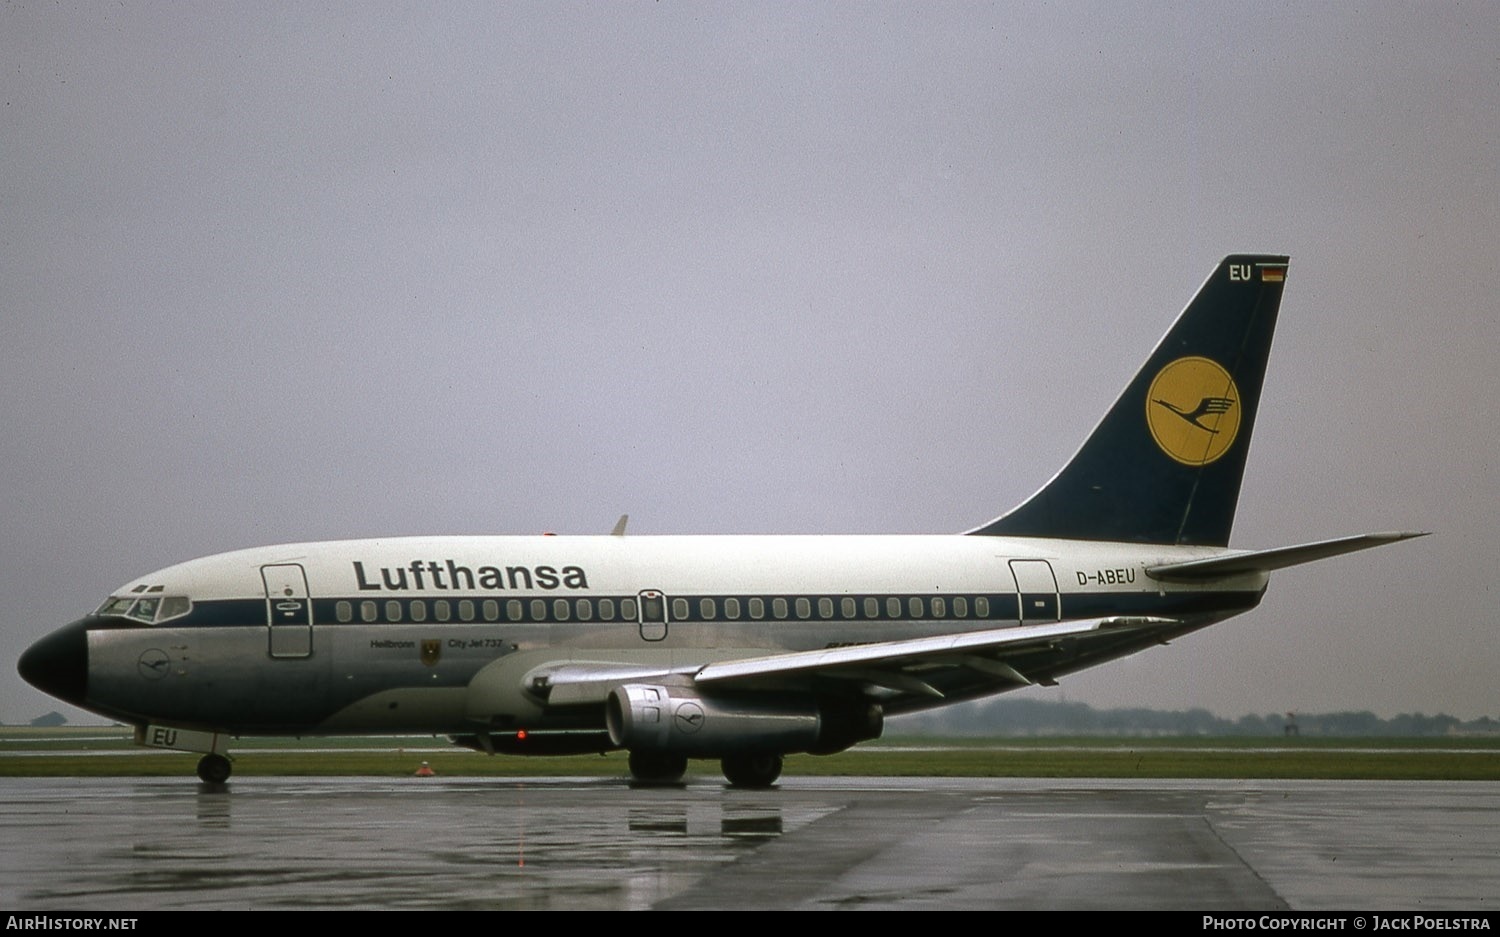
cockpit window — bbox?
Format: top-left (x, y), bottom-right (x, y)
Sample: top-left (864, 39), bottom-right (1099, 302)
top-left (157, 596), bottom-right (192, 622)
top-left (97, 597), bottom-right (135, 617)
top-left (127, 597), bottom-right (160, 623)
top-left (98, 595), bottom-right (192, 624)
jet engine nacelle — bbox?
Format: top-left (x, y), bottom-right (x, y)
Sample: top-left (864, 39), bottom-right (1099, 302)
top-left (605, 683), bottom-right (881, 756)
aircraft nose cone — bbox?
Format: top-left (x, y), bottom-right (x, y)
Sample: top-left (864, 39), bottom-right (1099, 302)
top-left (17, 619), bottom-right (89, 707)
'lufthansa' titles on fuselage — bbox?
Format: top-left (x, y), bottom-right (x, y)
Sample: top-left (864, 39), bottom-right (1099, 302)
top-left (353, 560), bottom-right (590, 592)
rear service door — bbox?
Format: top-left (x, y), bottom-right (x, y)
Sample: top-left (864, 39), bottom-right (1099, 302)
top-left (1009, 559), bottom-right (1060, 624)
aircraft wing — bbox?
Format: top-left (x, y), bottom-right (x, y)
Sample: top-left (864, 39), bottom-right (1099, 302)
top-left (530, 615), bottom-right (1178, 709)
top-left (692, 616), bottom-right (1164, 693)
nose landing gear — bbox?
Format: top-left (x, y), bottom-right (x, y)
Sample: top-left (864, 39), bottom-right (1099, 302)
top-left (196, 753), bottom-right (232, 784)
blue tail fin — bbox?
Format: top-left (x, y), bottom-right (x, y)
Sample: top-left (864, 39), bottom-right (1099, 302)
top-left (969, 254), bottom-right (1289, 546)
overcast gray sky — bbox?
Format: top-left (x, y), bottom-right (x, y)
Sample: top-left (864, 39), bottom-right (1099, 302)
top-left (3, 2), bottom-right (1496, 724)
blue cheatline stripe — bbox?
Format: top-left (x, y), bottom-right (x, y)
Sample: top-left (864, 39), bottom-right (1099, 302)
top-left (96, 589), bottom-right (1260, 630)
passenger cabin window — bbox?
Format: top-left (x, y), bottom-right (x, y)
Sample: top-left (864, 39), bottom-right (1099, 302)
top-left (724, 597), bottom-right (740, 620)
top-left (360, 600), bottom-right (378, 622)
top-left (336, 600), bottom-right (353, 623)
top-left (434, 600), bottom-right (451, 622)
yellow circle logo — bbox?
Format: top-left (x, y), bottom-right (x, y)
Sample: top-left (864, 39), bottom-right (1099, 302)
top-left (1145, 357), bottom-right (1240, 465)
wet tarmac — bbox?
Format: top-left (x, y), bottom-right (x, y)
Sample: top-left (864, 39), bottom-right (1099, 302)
top-left (0, 777), bottom-right (1495, 911)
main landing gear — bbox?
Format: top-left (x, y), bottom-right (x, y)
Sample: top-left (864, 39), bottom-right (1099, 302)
top-left (720, 753), bottom-right (782, 789)
top-left (628, 750), bottom-right (688, 784)
top-left (196, 753), bottom-right (232, 784)
top-left (626, 751), bottom-right (784, 787)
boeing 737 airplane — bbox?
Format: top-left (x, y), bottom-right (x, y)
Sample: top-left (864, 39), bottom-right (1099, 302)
top-left (18, 255), bottom-right (1423, 786)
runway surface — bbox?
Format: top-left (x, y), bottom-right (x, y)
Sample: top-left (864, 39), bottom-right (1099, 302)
top-left (1, 777), bottom-right (1495, 911)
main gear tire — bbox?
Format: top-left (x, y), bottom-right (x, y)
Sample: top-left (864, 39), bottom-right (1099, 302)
top-left (628, 750), bottom-right (688, 784)
top-left (721, 753), bottom-right (782, 788)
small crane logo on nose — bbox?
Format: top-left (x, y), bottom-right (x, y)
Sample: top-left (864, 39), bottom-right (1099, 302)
top-left (137, 649), bottom-right (170, 680)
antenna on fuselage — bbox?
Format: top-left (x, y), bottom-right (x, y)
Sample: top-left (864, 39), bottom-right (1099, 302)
top-left (610, 514), bottom-right (629, 537)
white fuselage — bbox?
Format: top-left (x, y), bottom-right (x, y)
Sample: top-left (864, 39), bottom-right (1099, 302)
top-left (72, 534), bottom-right (1264, 735)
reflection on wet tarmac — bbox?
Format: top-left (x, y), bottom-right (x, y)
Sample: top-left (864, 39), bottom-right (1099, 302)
top-left (2, 777), bottom-right (1496, 910)
top-left (721, 811), bottom-right (782, 837)
top-left (0, 778), bottom-right (826, 911)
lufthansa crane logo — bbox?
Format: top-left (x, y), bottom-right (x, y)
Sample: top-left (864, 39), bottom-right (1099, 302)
top-left (1146, 356), bottom-right (1241, 465)
top-left (674, 702), bottom-right (706, 734)
top-left (137, 648), bottom-right (171, 681)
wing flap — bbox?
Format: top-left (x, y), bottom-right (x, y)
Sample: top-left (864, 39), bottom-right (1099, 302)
top-left (693, 616), bottom-right (1170, 689)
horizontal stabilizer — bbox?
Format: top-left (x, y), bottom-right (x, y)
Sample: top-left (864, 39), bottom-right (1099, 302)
top-left (1145, 531), bottom-right (1428, 581)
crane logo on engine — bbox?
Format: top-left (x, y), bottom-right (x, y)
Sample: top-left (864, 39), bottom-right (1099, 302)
top-left (674, 702), bottom-right (705, 734)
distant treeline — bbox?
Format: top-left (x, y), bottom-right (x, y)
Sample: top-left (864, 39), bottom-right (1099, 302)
top-left (889, 697), bottom-right (1500, 737)
top-left (17, 701), bottom-right (1497, 737)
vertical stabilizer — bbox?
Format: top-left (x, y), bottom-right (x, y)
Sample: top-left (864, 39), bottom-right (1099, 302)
top-left (969, 255), bottom-right (1289, 546)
